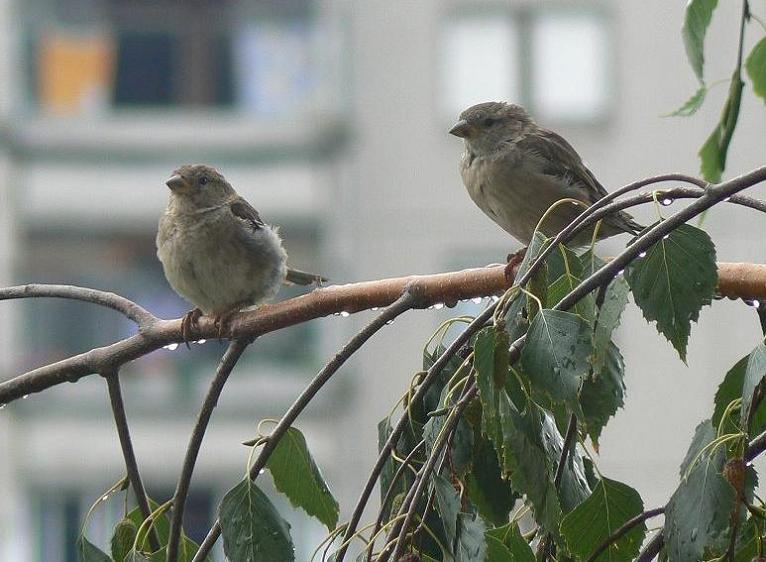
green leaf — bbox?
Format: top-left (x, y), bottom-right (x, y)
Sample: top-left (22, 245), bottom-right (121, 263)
top-left (521, 309), bottom-right (593, 408)
top-left (505, 232), bottom-right (549, 337)
top-left (580, 341), bottom-right (626, 447)
top-left (148, 549), bottom-right (167, 562)
top-left (547, 273), bottom-right (596, 323)
top-left (266, 427), bottom-right (339, 530)
top-left (741, 343), bottom-right (766, 431)
top-left (111, 518), bottom-right (138, 562)
top-left (485, 535), bottom-right (514, 562)
top-left (486, 523), bottom-right (535, 562)
top-left (433, 474), bottom-right (460, 550)
top-left (713, 353), bottom-right (766, 437)
top-left (125, 500), bottom-right (209, 562)
top-left (498, 396), bottom-right (589, 535)
top-left (665, 86), bottom-right (708, 117)
top-left (219, 478), bottom-right (295, 562)
top-left (464, 436), bottom-right (517, 526)
top-left (498, 395), bottom-right (561, 535)
top-left (77, 535), bottom-right (112, 562)
top-left (624, 223), bottom-right (717, 362)
top-left (560, 478), bottom-right (646, 562)
top-left (378, 417), bottom-right (415, 522)
top-left (746, 37), bottom-right (766, 103)
top-left (713, 354), bottom-right (749, 430)
top-left (124, 552), bottom-right (151, 562)
top-left (682, 0), bottom-right (719, 81)
top-left (456, 512), bottom-right (487, 562)
top-left (591, 273), bottom-right (630, 375)
top-left (424, 404), bottom-right (474, 479)
top-left (699, 72), bottom-right (744, 183)
top-left (664, 420), bottom-right (736, 562)
top-left (475, 326), bottom-right (509, 445)
top-left (541, 412), bottom-right (591, 515)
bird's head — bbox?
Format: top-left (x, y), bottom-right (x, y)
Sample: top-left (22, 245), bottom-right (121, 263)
top-left (165, 164), bottom-right (235, 208)
top-left (449, 102), bottom-right (533, 155)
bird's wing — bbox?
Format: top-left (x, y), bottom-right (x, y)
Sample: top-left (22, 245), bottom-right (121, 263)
top-left (514, 128), bottom-right (643, 234)
top-left (515, 128), bottom-right (611, 204)
top-left (229, 197), bottom-right (266, 231)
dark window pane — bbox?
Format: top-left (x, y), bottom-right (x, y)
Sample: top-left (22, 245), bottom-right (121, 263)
top-left (215, 34), bottom-right (235, 106)
top-left (113, 31), bottom-right (176, 106)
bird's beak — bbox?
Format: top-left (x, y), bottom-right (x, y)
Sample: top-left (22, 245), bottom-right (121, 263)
top-left (165, 174), bottom-right (188, 192)
top-left (449, 119), bottom-right (471, 138)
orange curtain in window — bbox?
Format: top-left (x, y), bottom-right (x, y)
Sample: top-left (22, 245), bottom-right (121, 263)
top-left (38, 31), bottom-right (115, 115)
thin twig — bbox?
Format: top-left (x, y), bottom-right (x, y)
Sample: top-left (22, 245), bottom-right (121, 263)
top-left (103, 370), bottom-right (160, 551)
top-left (387, 383), bottom-right (479, 562)
top-left (0, 284), bottom-right (156, 326)
top-left (637, 532), bottom-right (665, 562)
top-left (191, 289), bottom-right (422, 562)
top-left (554, 413), bottom-right (578, 489)
top-left (365, 440), bottom-right (427, 562)
top-left (554, 166), bottom-right (766, 315)
top-left (333, 304), bottom-right (496, 562)
top-left (167, 338), bottom-right (252, 562)
top-left (586, 507), bottom-right (665, 562)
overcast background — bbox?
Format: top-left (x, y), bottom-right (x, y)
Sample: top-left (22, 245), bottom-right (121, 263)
top-left (1, 1), bottom-right (765, 561)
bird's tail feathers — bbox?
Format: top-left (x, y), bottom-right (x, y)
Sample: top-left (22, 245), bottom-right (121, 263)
top-left (286, 267), bottom-right (327, 286)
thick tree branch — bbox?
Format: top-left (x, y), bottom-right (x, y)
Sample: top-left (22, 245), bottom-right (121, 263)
top-left (191, 290), bottom-right (421, 562)
top-left (0, 261), bottom-right (764, 406)
top-left (103, 370), bottom-right (160, 551)
top-left (167, 338), bottom-right (251, 562)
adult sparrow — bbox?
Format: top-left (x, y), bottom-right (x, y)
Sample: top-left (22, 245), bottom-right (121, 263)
top-left (156, 164), bottom-right (324, 340)
top-left (449, 102), bottom-right (642, 249)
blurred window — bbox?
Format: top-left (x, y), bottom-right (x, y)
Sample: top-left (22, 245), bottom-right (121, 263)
top-left (24, 0), bottom-right (345, 117)
top-left (530, 12), bottom-right (610, 121)
top-left (441, 16), bottom-right (521, 118)
top-left (441, 6), bottom-right (611, 123)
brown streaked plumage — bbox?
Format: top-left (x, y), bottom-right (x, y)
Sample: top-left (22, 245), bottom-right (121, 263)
top-left (450, 102), bottom-right (642, 246)
top-left (156, 164), bottom-right (325, 339)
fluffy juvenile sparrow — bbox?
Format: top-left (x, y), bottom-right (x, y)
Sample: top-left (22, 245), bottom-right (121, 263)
top-left (450, 102), bottom-right (642, 248)
top-left (156, 164), bottom-right (324, 339)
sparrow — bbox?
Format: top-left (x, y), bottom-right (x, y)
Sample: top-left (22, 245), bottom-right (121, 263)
top-left (449, 102), bottom-right (642, 250)
top-left (156, 164), bottom-right (325, 340)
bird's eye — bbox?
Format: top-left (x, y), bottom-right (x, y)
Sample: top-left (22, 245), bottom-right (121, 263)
top-left (199, 176), bottom-right (209, 186)
top-left (482, 117), bottom-right (497, 127)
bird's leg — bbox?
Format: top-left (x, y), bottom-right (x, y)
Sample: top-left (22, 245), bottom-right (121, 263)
top-left (181, 308), bottom-right (203, 348)
top-left (504, 247), bottom-right (527, 285)
top-left (212, 301), bottom-right (250, 340)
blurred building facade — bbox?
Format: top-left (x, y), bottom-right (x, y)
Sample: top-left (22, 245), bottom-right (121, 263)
top-left (1, 1), bottom-right (765, 561)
